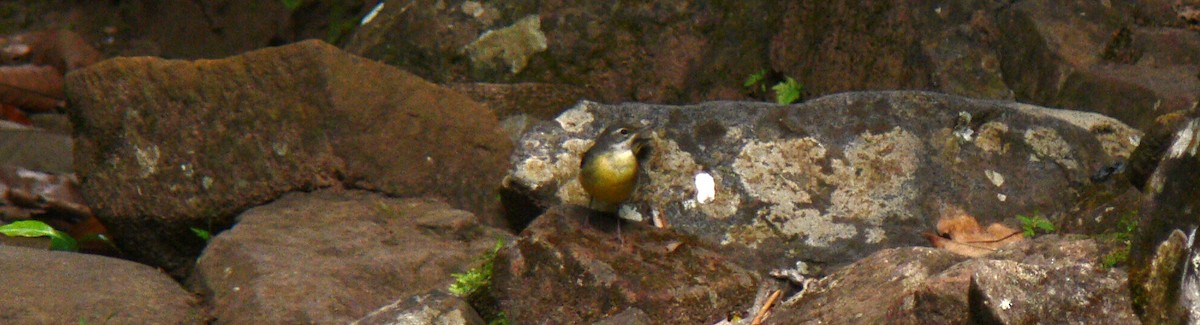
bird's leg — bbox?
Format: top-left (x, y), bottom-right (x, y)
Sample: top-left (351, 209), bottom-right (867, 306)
top-left (585, 197), bottom-right (593, 226)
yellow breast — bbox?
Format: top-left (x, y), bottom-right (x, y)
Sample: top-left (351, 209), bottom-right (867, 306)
top-left (579, 150), bottom-right (639, 205)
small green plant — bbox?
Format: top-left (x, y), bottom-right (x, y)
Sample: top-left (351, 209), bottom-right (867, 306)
top-left (744, 69), bottom-right (768, 93)
top-left (1017, 212), bottom-right (1055, 237)
top-left (191, 227), bottom-right (212, 241)
top-left (488, 312), bottom-right (512, 325)
top-left (1099, 210), bottom-right (1138, 268)
top-left (449, 238), bottom-right (505, 297)
top-left (0, 220), bottom-right (78, 251)
top-left (772, 76), bottom-right (803, 105)
top-left (744, 69), bottom-right (804, 105)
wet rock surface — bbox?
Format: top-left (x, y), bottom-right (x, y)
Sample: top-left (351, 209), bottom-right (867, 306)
top-left (504, 91), bottom-right (1139, 269)
top-left (1129, 118), bottom-right (1200, 323)
top-left (65, 40), bottom-right (511, 276)
top-left (191, 189), bottom-right (510, 324)
top-left (492, 205), bottom-right (760, 324)
top-left (770, 236), bottom-right (1137, 324)
top-left (0, 246), bottom-right (203, 324)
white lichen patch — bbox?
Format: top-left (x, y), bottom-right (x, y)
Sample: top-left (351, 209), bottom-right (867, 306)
top-left (134, 144), bottom-right (161, 178)
top-left (722, 218), bottom-right (776, 249)
top-left (974, 122), bottom-right (1010, 154)
top-left (463, 15), bottom-right (547, 74)
top-left (1007, 102), bottom-right (1140, 159)
top-left (825, 127), bottom-right (921, 227)
top-left (766, 202), bottom-right (857, 247)
top-left (514, 156), bottom-right (555, 186)
top-left (555, 105), bottom-right (595, 134)
top-left (1023, 127), bottom-right (1079, 170)
top-left (728, 127), bottom-right (921, 249)
top-left (732, 138), bottom-right (827, 204)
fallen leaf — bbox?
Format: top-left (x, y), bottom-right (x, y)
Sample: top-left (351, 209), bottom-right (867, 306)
top-left (924, 205), bottom-right (1023, 257)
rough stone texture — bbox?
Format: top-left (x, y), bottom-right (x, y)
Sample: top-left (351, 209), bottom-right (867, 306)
top-left (969, 259), bottom-right (1138, 324)
top-left (351, 290), bottom-right (485, 325)
top-left (770, 236), bottom-right (1138, 323)
top-left (492, 205), bottom-right (760, 324)
top-left (191, 189), bottom-right (511, 324)
top-left (504, 91), bottom-right (1139, 269)
top-left (65, 40), bottom-right (512, 276)
top-left (1129, 118), bottom-right (1200, 323)
top-left (346, 0), bottom-right (1198, 130)
top-left (769, 247), bottom-right (967, 324)
top-left (0, 246), bottom-right (203, 324)
top-left (995, 0), bottom-right (1200, 130)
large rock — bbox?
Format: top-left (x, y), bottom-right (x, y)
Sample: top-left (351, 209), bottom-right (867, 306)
top-left (190, 189), bottom-right (510, 324)
top-left (769, 236), bottom-right (1137, 323)
top-left (504, 91), bottom-right (1139, 269)
top-left (491, 205), bottom-right (760, 324)
top-left (1129, 118), bottom-right (1200, 323)
top-left (65, 40), bottom-right (512, 276)
top-left (347, 1), bottom-right (1198, 131)
top-left (0, 246), bottom-right (202, 323)
top-left (995, 0), bottom-right (1200, 130)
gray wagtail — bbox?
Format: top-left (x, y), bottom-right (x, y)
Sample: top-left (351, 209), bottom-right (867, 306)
top-left (579, 123), bottom-right (650, 213)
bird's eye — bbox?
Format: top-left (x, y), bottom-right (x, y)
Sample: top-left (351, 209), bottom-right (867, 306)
top-left (617, 128), bottom-right (630, 135)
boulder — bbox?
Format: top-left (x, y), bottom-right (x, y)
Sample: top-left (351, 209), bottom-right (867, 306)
top-left (770, 236), bottom-right (1137, 323)
top-left (491, 205), bottom-right (760, 324)
top-left (504, 91), bottom-right (1139, 269)
top-left (190, 189), bottom-right (511, 324)
top-left (0, 246), bottom-right (202, 324)
top-left (65, 40), bottom-right (512, 276)
top-left (1128, 118), bottom-right (1200, 323)
top-left (995, 0), bottom-right (1200, 130)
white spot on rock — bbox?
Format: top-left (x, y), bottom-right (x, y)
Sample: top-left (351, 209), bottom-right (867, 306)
top-left (555, 106), bottom-right (595, 134)
top-left (695, 172), bottom-right (715, 204)
top-left (984, 170), bottom-right (1005, 187)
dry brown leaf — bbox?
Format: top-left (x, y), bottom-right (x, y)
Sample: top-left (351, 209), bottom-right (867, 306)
top-left (0, 166), bottom-right (110, 251)
top-left (0, 65), bottom-right (65, 112)
top-left (923, 206), bottom-right (1023, 257)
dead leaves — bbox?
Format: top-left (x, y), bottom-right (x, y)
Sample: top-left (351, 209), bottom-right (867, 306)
top-left (0, 166), bottom-right (112, 254)
top-left (0, 30), bottom-right (102, 123)
top-left (923, 206), bottom-right (1023, 257)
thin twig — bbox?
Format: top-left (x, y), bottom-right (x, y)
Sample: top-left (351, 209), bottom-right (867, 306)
top-left (752, 289), bottom-right (783, 325)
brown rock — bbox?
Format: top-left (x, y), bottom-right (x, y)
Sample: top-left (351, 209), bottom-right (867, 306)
top-left (65, 40), bottom-right (512, 277)
top-left (190, 189), bottom-right (511, 324)
top-left (969, 259), bottom-right (1137, 324)
top-left (0, 246), bottom-right (203, 324)
top-left (1129, 118), bottom-right (1200, 323)
top-left (491, 205), bottom-right (760, 324)
top-left (771, 236), bottom-right (1138, 323)
top-left (769, 247), bottom-right (967, 324)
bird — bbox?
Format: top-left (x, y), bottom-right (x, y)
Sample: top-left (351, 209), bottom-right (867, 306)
top-left (578, 122), bottom-right (650, 241)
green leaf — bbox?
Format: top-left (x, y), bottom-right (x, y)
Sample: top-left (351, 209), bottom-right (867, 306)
top-left (772, 77), bottom-right (802, 104)
top-left (744, 69), bottom-right (767, 88)
top-left (0, 220), bottom-right (78, 251)
top-left (191, 227), bottom-right (212, 241)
